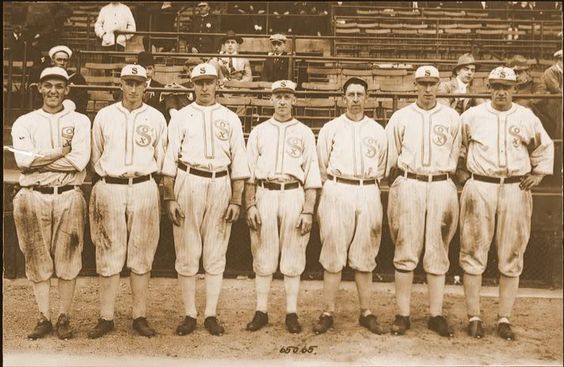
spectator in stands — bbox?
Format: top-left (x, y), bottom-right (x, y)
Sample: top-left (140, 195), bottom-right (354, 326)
top-left (506, 54), bottom-right (546, 109)
top-left (209, 31), bottom-right (253, 83)
top-left (262, 34), bottom-right (290, 82)
top-left (94, 2), bottom-right (136, 53)
top-left (162, 57), bottom-right (203, 122)
top-left (225, 3), bottom-right (266, 34)
top-left (541, 49), bottom-right (563, 137)
top-left (17, 2), bottom-right (57, 63)
top-left (184, 2), bottom-right (221, 54)
top-left (137, 2), bottom-right (180, 52)
top-left (543, 49), bottom-right (563, 94)
top-left (438, 53), bottom-right (485, 114)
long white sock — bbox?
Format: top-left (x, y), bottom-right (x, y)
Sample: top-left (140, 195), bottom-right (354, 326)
top-left (131, 272), bottom-right (150, 319)
top-left (255, 274), bottom-right (272, 313)
top-left (33, 280), bottom-right (51, 320)
top-left (284, 275), bottom-right (300, 314)
top-left (100, 275), bottom-right (120, 320)
top-left (204, 273), bottom-right (223, 318)
top-left (178, 274), bottom-right (197, 318)
top-left (58, 278), bottom-right (76, 317)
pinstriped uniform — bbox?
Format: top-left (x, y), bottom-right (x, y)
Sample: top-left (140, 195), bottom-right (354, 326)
top-left (162, 102), bottom-right (250, 276)
top-left (11, 107), bottom-right (91, 282)
top-left (316, 114), bottom-right (387, 273)
top-left (385, 103), bottom-right (461, 275)
top-left (89, 102), bottom-right (167, 277)
top-left (246, 118), bottom-right (322, 276)
top-left (459, 102), bottom-right (554, 277)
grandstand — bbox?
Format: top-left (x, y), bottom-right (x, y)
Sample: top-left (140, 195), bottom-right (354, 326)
top-left (2, 1), bottom-right (562, 287)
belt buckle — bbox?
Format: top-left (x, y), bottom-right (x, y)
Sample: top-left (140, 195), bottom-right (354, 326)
top-left (128, 177), bottom-right (134, 187)
top-left (52, 186), bottom-right (59, 194)
top-left (427, 174), bottom-right (432, 183)
top-left (500, 177), bottom-right (505, 185)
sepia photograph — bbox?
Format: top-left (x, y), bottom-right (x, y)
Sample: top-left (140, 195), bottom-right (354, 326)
top-left (2, 1), bottom-right (563, 366)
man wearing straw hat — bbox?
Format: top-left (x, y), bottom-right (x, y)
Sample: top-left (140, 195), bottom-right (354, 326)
top-left (438, 53), bottom-right (485, 114)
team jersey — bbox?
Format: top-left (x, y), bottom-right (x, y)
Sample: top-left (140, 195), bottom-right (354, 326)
top-left (385, 102), bottom-right (461, 176)
top-left (162, 102), bottom-right (250, 179)
top-left (91, 102), bottom-right (167, 177)
top-left (11, 107), bottom-right (91, 186)
top-left (246, 118), bottom-right (322, 189)
top-left (461, 102), bottom-right (554, 177)
top-left (317, 114), bottom-right (387, 182)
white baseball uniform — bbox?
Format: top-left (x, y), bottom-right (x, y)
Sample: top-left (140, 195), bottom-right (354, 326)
top-left (385, 102), bottom-right (461, 275)
top-left (162, 102), bottom-right (250, 276)
top-left (89, 102), bottom-right (167, 277)
top-left (246, 118), bottom-right (322, 276)
top-left (11, 107), bottom-right (91, 282)
top-left (459, 102), bottom-right (553, 277)
top-left (316, 113), bottom-right (387, 273)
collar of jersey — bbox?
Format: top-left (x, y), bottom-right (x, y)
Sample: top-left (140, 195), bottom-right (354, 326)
top-left (341, 113), bottom-right (368, 124)
top-left (411, 101), bottom-right (441, 114)
top-left (38, 106), bottom-right (71, 119)
top-left (486, 101), bottom-right (517, 115)
top-left (269, 117), bottom-right (297, 127)
top-left (116, 101), bottom-right (148, 115)
top-left (192, 102), bottom-right (220, 111)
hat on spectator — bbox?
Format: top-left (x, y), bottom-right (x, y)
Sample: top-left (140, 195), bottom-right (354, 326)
top-left (488, 66), bottom-right (517, 85)
top-left (221, 30), bottom-right (243, 44)
top-left (271, 80), bottom-right (296, 94)
top-left (506, 55), bottom-right (530, 71)
top-left (138, 51), bottom-right (155, 67)
top-left (415, 65), bottom-right (440, 82)
top-left (453, 53), bottom-right (476, 72)
top-left (269, 34), bottom-right (287, 43)
top-left (191, 63), bottom-right (218, 81)
top-left (554, 49), bottom-right (562, 58)
top-left (197, 2), bottom-right (208, 6)
top-left (185, 57), bottom-right (204, 66)
top-left (342, 77), bottom-right (368, 93)
top-left (40, 66), bottom-right (69, 82)
top-left (120, 64), bottom-right (148, 81)
top-left (48, 45), bottom-right (72, 60)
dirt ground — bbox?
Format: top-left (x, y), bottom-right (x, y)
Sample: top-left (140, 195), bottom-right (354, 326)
top-left (3, 277), bottom-right (563, 366)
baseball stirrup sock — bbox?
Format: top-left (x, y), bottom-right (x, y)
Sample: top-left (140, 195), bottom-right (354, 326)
top-left (255, 274), bottom-right (272, 313)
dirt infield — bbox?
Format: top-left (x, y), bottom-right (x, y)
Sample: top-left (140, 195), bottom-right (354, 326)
top-left (3, 277), bottom-right (563, 366)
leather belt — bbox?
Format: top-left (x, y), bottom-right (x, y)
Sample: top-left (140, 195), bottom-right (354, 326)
top-left (399, 170), bottom-right (449, 182)
top-left (178, 162), bottom-right (228, 178)
top-left (257, 180), bottom-right (301, 190)
top-left (472, 174), bottom-right (522, 184)
top-left (327, 174), bottom-right (377, 186)
top-left (103, 175), bottom-right (152, 185)
top-left (28, 185), bottom-right (76, 194)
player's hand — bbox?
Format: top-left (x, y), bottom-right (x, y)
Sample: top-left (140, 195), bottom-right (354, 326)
top-left (224, 204), bottom-right (240, 223)
top-left (296, 213), bottom-right (313, 235)
top-left (62, 145), bottom-right (72, 155)
top-left (246, 205), bottom-right (261, 230)
top-left (166, 200), bottom-right (185, 226)
top-left (453, 168), bottom-right (471, 187)
top-left (519, 174), bottom-right (543, 191)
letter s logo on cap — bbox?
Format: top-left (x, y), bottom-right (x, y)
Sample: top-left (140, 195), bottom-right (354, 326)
top-left (200, 67), bottom-right (206, 74)
top-left (132, 67), bottom-right (138, 75)
top-left (280, 81), bottom-right (286, 87)
top-left (425, 70), bottom-right (431, 76)
top-left (499, 71), bottom-right (506, 78)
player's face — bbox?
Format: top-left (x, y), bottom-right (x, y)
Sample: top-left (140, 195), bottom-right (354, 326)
top-left (271, 92), bottom-right (295, 119)
top-left (271, 41), bottom-right (286, 55)
top-left (39, 78), bottom-right (69, 108)
top-left (457, 65), bottom-right (475, 84)
top-left (514, 69), bottom-right (530, 84)
top-left (52, 52), bottom-right (69, 69)
top-left (121, 78), bottom-right (147, 104)
top-left (145, 65), bottom-right (155, 79)
top-left (194, 78), bottom-right (217, 105)
top-left (415, 80), bottom-right (439, 105)
top-left (489, 83), bottom-right (515, 110)
top-left (224, 40), bottom-right (239, 54)
top-left (344, 83), bottom-right (366, 114)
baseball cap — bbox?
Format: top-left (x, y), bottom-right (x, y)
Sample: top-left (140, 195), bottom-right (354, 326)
top-left (48, 45), bottom-right (72, 60)
top-left (271, 80), bottom-right (296, 94)
top-left (39, 66), bottom-right (69, 82)
top-left (554, 49), bottom-right (562, 58)
top-left (191, 63), bottom-right (218, 81)
top-left (488, 66), bottom-right (517, 85)
top-left (269, 33), bottom-right (287, 43)
top-left (342, 77), bottom-right (368, 93)
top-left (197, 2), bottom-right (208, 6)
top-left (414, 65), bottom-right (440, 82)
top-left (506, 55), bottom-right (530, 71)
top-left (120, 64), bottom-right (148, 81)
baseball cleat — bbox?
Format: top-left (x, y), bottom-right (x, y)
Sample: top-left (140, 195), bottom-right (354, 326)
top-left (133, 317), bottom-right (156, 337)
top-left (391, 314), bottom-right (410, 336)
top-left (497, 322), bottom-right (515, 341)
top-left (55, 313), bottom-right (73, 340)
top-left (313, 313), bottom-right (333, 334)
top-left (87, 318), bottom-right (115, 339)
top-left (176, 316), bottom-right (197, 336)
top-left (246, 311), bottom-right (268, 331)
top-left (285, 313), bottom-right (302, 334)
top-left (359, 314), bottom-right (383, 335)
top-left (428, 315), bottom-right (454, 337)
top-left (467, 319), bottom-right (484, 339)
top-left (204, 316), bottom-right (225, 336)
top-left (28, 316), bottom-right (53, 340)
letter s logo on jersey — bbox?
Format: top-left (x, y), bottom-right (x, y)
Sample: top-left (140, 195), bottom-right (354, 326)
top-left (286, 137), bottom-right (304, 158)
top-left (61, 126), bottom-right (75, 147)
top-left (135, 125), bottom-right (154, 147)
top-left (362, 137), bottom-right (378, 158)
top-left (508, 125), bottom-right (522, 148)
top-left (214, 120), bottom-right (231, 141)
top-left (432, 125), bottom-right (449, 146)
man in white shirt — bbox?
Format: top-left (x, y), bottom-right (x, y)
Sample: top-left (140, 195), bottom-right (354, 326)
top-left (95, 2), bottom-right (136, 53)
top-left (209, 31), bottom-right (253, 83)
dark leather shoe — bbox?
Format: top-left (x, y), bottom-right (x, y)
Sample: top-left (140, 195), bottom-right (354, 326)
top-left (359, 314), bottom-right (383, 334)
top-left (468, 319), bottom-right (485, 339)
top-left (133, 317), bottom-right (156, 337)
top-left (246, 311), bottom-right (268, 331)
top-left (497, 322), bottom-right (515, 341)
top-left (391, 315), bottom-right (410, 335)
top-left (176, 316), bottom-right (197, 336)
top-left (428, 315), bottom-right (454, 337)
top-left (55, 314), bottom-right (73, 340)
top-left (313, 313), bottom-right (333, 334)
top-left (87, 318), bottom-right (115, 339)
top-left (28, 316), bottom-right (53, 339)
top-left (285, 313), bottom-right (302, 334)
top-left (204, 316), bottom-right (224, 336)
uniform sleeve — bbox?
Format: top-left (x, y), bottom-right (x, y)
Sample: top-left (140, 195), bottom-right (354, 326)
top-left (316, 123), bottom-right (332, 183)
top-left (91, 110), bottom-right (105, 174)
top-left (11, 117), bottom-right (64, 170)
top-left (302, 129), bottom-right (322, 189)
top-left (229, 114), bottom-right (250, 180)
top-left (437, 81), bottom-right (452, 107)
top-left (448, 111), bottom-right (462, 172)
top-left (246, 127), bottom-right (259, 183)
top-left (376, 127), bottom-right (388, 180)
top-left (153, 112), bottom-right (168, 174)
top-left (94, 8), bottom-right (105, 38)
top-left (161, 111), bottom-right (183, 177)
top-left (48, 116), bottom-right (91, 171)
top-left (528, 113), bottom-right (554, 175)
top-left (384, 113), bottom-right (402, 177)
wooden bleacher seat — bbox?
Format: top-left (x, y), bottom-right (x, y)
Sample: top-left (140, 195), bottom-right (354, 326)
top-left (443, 11), bottom-right (466, 17)
top-left (301, 82), bottom-right (340, 91)
top-left (379, 80), bottom-right (416, 93)
top-left (84, 75), bottom-right (121, 85)
top-left (396, 10), bottom-right (420, 16)
top-left (365, 28), bottom-right (391, 34)
top-left (393, 29), bottom-right (419, 35)
top-left (485, 23), bottom-right (511, 29)
top-left (357, 22), bottom-right (379, 29)
top-left (335, 21), bottom-right (359, 28)
top-left (459, 23), bottom-right (482, 29)
top-left (357, 9), bottom-right (380, 16)
top-left (418, 29), bottom-right (443, 35)
top-left (403, 24), bottom-right (428, 29)
top-left (336, 28), bottom-right (361, 34)
top-left (423, 10), bottom-right (445, 17)
top-left (438, 24), bottom-right (460, 29)
top-left (445, 28), bottom-right (472, 35)
top-left (465, 11), bottom-right (488, 18)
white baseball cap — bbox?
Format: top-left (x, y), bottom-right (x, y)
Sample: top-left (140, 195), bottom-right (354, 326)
top-left (120, 64), bottom-right (147, 81)
top-left (414, 65), bottom-right (440, 82)
top-left (48, 45), bottom-right (72, 60)
top-left (554, 49), bottom-right (562, 58)
top-left (271, 80), bottom-right (296, 94)
top-left (191, 63), bottom-right (218, 81)
top-left (488, 66), bottom-right (517, 85)
top-left (39, 66), bottom-right (69, 82)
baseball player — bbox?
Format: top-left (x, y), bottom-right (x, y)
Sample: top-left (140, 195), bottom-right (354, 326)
top-left (162, 63), bottom-right (250, 336)
top-left (88, 64), bottom-right (167, 339)
top-left (458, 66), bottom-right (554, 340)
top-left (11, 66), bottom-right (91, 340)
top-left (385, 65), bottom-right (461, 338)
top-left (313, 77), bottom-right (387, 335)
top-left (244, 80), bottom-right (321, 333)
